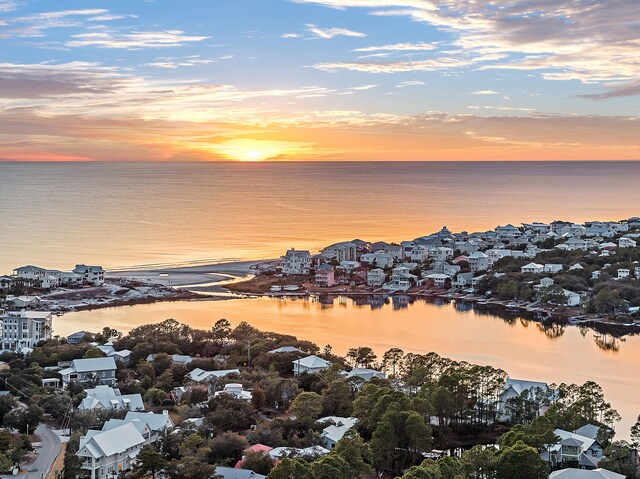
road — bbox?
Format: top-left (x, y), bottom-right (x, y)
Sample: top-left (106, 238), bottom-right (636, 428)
top-left (1, 423), bottom-right (62, 479)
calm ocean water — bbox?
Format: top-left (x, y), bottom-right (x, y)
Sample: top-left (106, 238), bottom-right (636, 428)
top-left (1, 161), bottom-right (640, 273)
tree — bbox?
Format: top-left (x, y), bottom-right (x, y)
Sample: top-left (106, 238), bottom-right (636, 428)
top-left (267, 458), bottom-right (311, 479)
top-left (496, 441), bottom-right (548, 479)
top-left (242, 451), bottom-right (274, 475)
top-left (346, 347), bottom-right (377, 368)
top-left (83, 348), bottom-right (107, 359)
top-left (2, 404), bottom-right (44, 434)
top-left (310, 454), bottom-right (351, 479)
top-left (208, 432), bottom-right (248, 464)
top-left (333, 430), bottom-right (373, 478)
top-left (289, 392), bottom-right (323, 422)
top-left (132, 446), bottom-right (168, 479)
top-left (461, 445), bottom-right (498, 479)
top-left (382, 348), bottom-right (404, 377)
top-left (630, 414), bottom-right (640, 449)
top-left (0, 395), bottom-right (17, 424)
top-left (321, 380), bottom-right (353, 417)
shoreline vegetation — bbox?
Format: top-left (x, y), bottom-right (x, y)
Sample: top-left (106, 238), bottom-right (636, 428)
top-left (2, 319), bottom-right (638, 479)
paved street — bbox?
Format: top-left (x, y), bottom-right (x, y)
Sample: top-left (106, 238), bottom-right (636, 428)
top-left (1, 424), bottom-right (62, 479)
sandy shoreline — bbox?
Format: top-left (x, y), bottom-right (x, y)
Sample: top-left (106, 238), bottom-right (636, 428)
top-left (106, 259), bottom-right (263, 288)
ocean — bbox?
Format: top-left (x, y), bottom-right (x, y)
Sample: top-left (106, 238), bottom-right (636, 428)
top-left (1, 160), bottom-right (639, 273)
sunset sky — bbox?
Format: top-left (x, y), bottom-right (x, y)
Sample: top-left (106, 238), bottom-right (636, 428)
top-left (1, 0), bottom-right (639, 161)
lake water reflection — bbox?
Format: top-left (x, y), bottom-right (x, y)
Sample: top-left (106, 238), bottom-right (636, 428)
top-left (60, 295), bottom-right (640, 437)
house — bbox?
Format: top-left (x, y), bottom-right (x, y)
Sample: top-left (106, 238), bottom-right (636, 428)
top-left (269, 445), bottom-right (329, 461)
top-left (315, 264), bottom-right (336, 287)
top-left (79, 385), bottom-right (144, 411)
top-left (59, 357), bottom-right (117, 386)
top-left (617, 269), bottom-right (630, 279)
top-left (234, 444), bottom-right (273, 469)
top-left (429, 247), bottom-right (454, 262)
top-left (73, 264), bottom-right (105, 285)
top-left (6, 295), bottom-right (41, 309)
top-left (569, 263), bottom-right (584, 271)
top-left (424, 273), bottom-right (450, 288)
top-left (338, 260), bottom-right (360, 272)
top-left (110, 349), bottom-right (132, 366)
top-left (13, 265), bottom-right (47, 282)
top-left (145, 353), bottom-right (194, 364)
top-left (346, 368), bottom-right (386, 381)
top-left (67, 331), bottom-right (88, 345)
top-left (292, 355), bottom-right (331, 376)
top-left (77, 422), bottom-right (146, 479)
top-left (268, 346), bottom-right (303, 354)
top-left (521, 263), bottom-right (544, 274)
top-left (383, 272), bottom-right (416, 292)
top-left (549, 469), bottom-right (625, 479)
top-left (214, 466), bottom-right (266, 479)
top-left (123, 411), bottom-right (174, 437)
top-left (544, 264), bottom-right (564, 274)
top-left (498, 379), bottom-right (550, 420)
top-left (322, 242), bottom-right (357, 262)
top-left (544, 429), bottom-right (606, 469)
top-left (534, 277), bottom-right (555, 291)
top-left (361, 251), bottom-right (394, 268)
top-left (1, 310), bottom-right (53, 351)
top-left (0, 275), bottom-right (15, 290)
top-left (280, 248), bottom-right (312, 275)
top-left (495, 224), bottom-right (520, 237)
top-left (619, 237), bottom-right (637, 248)
top-left (367, 268), bottom-right (386, 287)
top-left (468, 252), bottom-right (490, 272)
top-left (592, 270), bottom-right (602, 280)
top-left (636, 267), bottom-right (640, 279)
top-left (522, 222), bottom-right (552, 234)
top-left (214, 383), bottom-right (252, 401)
top-left (563, 289), bottom-right (582, 307)
top-left (187, 368), bottom-right (240, 382)
top-left (317, 416), bottom-right (358, 449)
top-left (453, 272), bottom-right (475, 289)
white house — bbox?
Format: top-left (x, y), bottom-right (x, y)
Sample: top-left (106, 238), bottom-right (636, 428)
top-left (322, 242), bottom-right (357, 262)
top-left (346, 368), bottom-right (386, 381)
top-left (544, 264), bottom-right (564, 274)
top-left (59, 357), bottom-right (117, 386)
top-left (617, 269), bottom-right (630, 279)
top-left (279, 248), bottom-right (312, 275)
top-left (292, 355), bottom-right (331, 376)
top-left (187, 368), bottom-right (240, 382)
top-left (635, 266), bottom-right (640, 279)
top-left (543, 429), bottom-right (606, 469)
top-left (268, 346), bottom-right (304, 354)
top-left (214, 383), bottom-right (252, 401)
top-left (468, 252), bottom-right (490, 272)
top-left (77, 422), bottom-right (146, 479)
top-left (360, 251), bottom-right (394, 269)
top-left (521, 263), bottom-right (544, 274)
top-left (534, 277), bottom-right (555, 291)
top-left (424, 273), bottom-right (450, 288)
top-left (495, 224), bottom-right (520, 238)
top-left (367, 268), bottom-right (386, 287)
top-left (73, 265), bottom-right (105, 285)
top-left (79, 385), bottom-right (144, 411)
top-left (123, 411), bottom-right (174, 437)
top-left (12, 265), bottom-right (47, 282)
top-left (522, 222), bottom-right (552, 234)
top-left (562, 289), bottom-right (582, 307)
top-left (498, 379), bottom-right (550, 421)
top-left (1, 310), bottom-right (53, 351)
top-left (619, 237), bottom-right (637, 248)
top-left (317, 416), bottom-right (358, 449)
top-left (383, 272), bottom-right (416, 292)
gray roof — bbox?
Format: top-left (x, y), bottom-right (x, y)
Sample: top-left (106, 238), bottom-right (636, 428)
top-left (550, 469), bottom-right (625, 479)
top-left (124, 411), bottom-right (174, 431)
top-left (214, 467), bottom-right (266, 479)
top-left (78, 422), bottom-right (145, 459)
top-left (71, 357), bottom-right (117, 373)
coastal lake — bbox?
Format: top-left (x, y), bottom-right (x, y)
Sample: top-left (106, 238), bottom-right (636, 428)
top-left (58, 295), bottom-right (640, 437)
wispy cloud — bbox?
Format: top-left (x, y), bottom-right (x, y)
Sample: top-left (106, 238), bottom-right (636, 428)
top-left (143, 55), bottom-right (213, 69)
top-left (66, 30), bottom-right (211, 49)
top-left (354, 42), bottom-right (436, 52)
top-left (396, 80), bottom-right (424, 88)
top-left (472, 90), bottom-right (498, 95)
top-left (305, 24), bottom-right (366, 39)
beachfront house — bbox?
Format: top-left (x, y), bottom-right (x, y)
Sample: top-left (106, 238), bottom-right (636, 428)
top-left (60, 357), bottom-right (117, 387)
top-left (79, 385), bottom-right (144, 411)
top-left (292, 355), bottom-right (331, 376)
top-left (495, 224), bottom-right (520, 238)
top-left (360, 251), bottom-right (394, 269)
top-left (468, 252), bottom-right (490, 272)
top-left (1, 310), bottom-right (53, 352)
top-left (280, 248), bottom-right (312, 275)
top-left (367, 268), bottom-right (386, 287)
top-left (521, 263), bottom-right (544, 274)
top-left (383, 271), bottom-right (416, 292)
top-left (424, 273), bottom-right (450, 288)
top-left (315, 264), bottom-right (336, 287)
top-left (322, 242), bottom-right (357, 262)
top-left (73, 264), bottom-right (105, 285)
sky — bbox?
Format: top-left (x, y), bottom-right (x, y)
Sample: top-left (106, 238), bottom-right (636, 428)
top-left (0, 0), bottom-right (639, 161)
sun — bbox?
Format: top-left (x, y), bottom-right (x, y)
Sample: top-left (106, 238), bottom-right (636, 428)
top-left (210, 138), bottom-right (311, 162)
